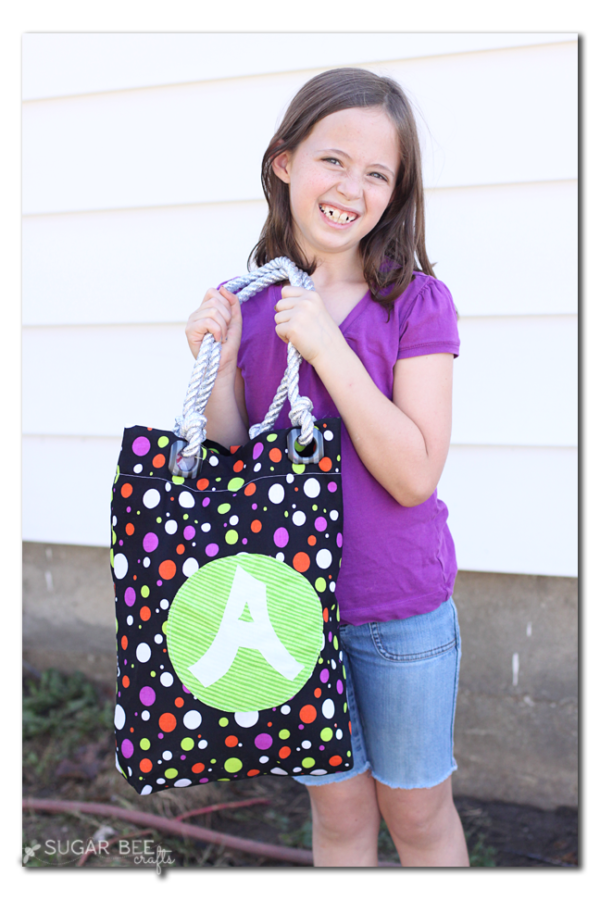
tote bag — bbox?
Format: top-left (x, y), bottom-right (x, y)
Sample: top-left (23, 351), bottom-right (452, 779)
top-left (110, 258), bottom-right (353, 795)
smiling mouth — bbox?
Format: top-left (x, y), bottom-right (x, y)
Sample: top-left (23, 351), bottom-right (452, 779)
top-left (319, 204), bottom-right (358, 224)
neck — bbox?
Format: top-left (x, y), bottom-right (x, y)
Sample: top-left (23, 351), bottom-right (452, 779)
top-left (303, 248), bottom-right (366, 292)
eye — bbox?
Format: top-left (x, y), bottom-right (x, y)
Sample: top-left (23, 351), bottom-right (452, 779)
top-left (323, 157), bottom-right (342, 166)
top-left (369, 172), bottom-right (388, 182)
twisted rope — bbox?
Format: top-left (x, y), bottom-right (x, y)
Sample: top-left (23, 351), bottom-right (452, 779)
top-left (174, 257), bottom-right (315, 458)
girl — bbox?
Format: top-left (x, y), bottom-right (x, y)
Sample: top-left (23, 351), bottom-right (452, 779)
top-left (185, 68), bottom-right (469, 868)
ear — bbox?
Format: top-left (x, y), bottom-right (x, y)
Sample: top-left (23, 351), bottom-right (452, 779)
top-left (271, 148), bottom-right (292, 184)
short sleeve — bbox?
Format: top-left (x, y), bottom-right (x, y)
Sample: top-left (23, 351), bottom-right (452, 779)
top-left (397, 278), bottom-right (460, 360)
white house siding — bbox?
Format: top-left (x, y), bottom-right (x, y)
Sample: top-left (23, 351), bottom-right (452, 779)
top-left (22, 34), bottom-right (578, 577)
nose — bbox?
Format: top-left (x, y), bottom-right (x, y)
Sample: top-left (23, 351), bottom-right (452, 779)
top-left (337, 168), bottom-right (362, 201)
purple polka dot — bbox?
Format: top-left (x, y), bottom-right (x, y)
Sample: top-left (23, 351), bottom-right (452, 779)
top-left (143, 532), bottom-right (159, 553)
top-left (242, 538), bottom-right (248, 545)
top-left (121, 739), bottom-right (134, 758)
top-left (337, 533), bottom-right (343, 547)
top-left (298, 723), bottom-right (304, 730)
top-left (123, 659), bottom-right (127, 666)
top-left (320, 669), bottom-right (329, 683)
top-left (182, 684), bottom-right (191, 693)
top-left (156, 580), bottom-right (162, 586)
top-left (139, 686), bottom-right (156, 706)
top-left (336, 679), bottom-right (344, 694)
top-left (319, 745), bottom-right (325, 751)
top-left (205, 543), bottom-right (219, 557)
top-left (328, 631), bottom-right (332, 642)
top-left (255, 733), bottom-right (273, 750)
top-left (327, 482), bottom-right (337, 492)
top-left (253, 442), bottom-right (264, 460)
top-left (132, 436), bottom-right (151, 457)
top-left (183, 525), bottom-right (196, 540)
top-left (202, 497), bottom-right (210, 507)
top-left (119, 540), bottom-right (123, 546)
top-left (252, 503), bottom-right (258, 510)
top-left (126, 506), bottom-right (131, 513)
top-left (199, 777), bottom-right (209, 783)
top-left (314, 517), bottom-right (327, 532)
top-left (180, 755), bottom-right (186, 760)
top-left (273, 527), bottom-right (289, 548)
top-left (158, 732), bottom-right (164, 739)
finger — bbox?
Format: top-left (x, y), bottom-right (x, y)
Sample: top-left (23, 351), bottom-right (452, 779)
top-left (197, 308), bottom-right (230, 343)
top-left (199, 297), bottom-right (232, 325)
top-left (280, 285), bottom-right (305, 299)
top-left (274, 298), bottom-right (296, 312)
top-left (274, 324), bottom-right (289, 344)
top-left (274, 310), bottom-right (292, 325)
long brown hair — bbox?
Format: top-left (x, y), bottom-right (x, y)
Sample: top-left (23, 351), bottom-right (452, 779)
top-left (250, 67), bottom-right (435, 308)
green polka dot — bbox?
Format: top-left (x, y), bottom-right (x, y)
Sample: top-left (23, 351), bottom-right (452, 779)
top-left (278, 729), bottom-right (290, 740)
top-left (270, 466), bottom-right (274, 471)
top-left (342, 665), bottom-right (346, 679)
top-left (224, 757), bottom-right (243, 773)
top-left (292, 464), bottom-right (305, 474)
top-left (150, 670), bottom-right (156, 677)
top-left (162, 620), bottom-right (168, 634)
top-left (347, 751), bottom-right (351, 757)
top-left (140, 738), bottom-right (151, 750)
top-left (302, 757), bottom-right (316, 769)
top-left (115, 619), bottom-right (118, 634)
top-left (164, 768), bottom-right (178, 779)
top-left (312, 504), bottom-right (318, 511)
top-left (337, 455), bottom-right (341, 462)
top-left (114, 465), bottom-right (120, 484)
top-left (110, 549), bottom-right (114, 566)
top-left (218, 718), bottom-right (229, 727)
top-left (215, 477), bottom-right (222, 482)
top-left (225, 529), bottom-right (239, 545)
top-left (158, 436), bottom-right (170, 448)
top-left (218, 503), bottom-right (231, 514)
top-left (266, 434), bottom-right (277, 442)
top-left (336, 606), bottom-right (340, 621)
top-left (172, 475), bottom-right (185, 485)
top-left (218, 778), bottom-right (230, 781)
top-left (318, 657), bottom-right (323, 664)
top-left (284, 511), bottom-right (289, 517)
top-left (180, 738), bottom-right (194, 751)
top-left (156, 517), bottom-right (162, 523)
top-left (183, 514), bottom-right (189, 520)
top-left (320, 728), bottom-right (333, 742)
top-left (227, 477), bottom-right (245, 491)
top-left (343, 702), bottom-right (348, 713)
top-left (112, 529), bottom-right (116, 545)
top-left (315, 578), bottom-right (326, 592)
top-left (333, 636), bottom-right (339, 650)
top-left (210, 758), bottom-right (217, 764)
top-left (141, 586), bottom-right (150, 598)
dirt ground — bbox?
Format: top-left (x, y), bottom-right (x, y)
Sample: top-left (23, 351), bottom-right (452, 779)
top-left (22, 667), bottom-right (578, 869)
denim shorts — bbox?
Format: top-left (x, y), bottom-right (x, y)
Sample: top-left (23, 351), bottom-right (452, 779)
top-left (293, 597), bottom-right (461, 790)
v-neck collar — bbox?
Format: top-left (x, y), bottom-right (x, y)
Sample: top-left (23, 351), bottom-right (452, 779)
top-left (338, 287), bottom-right (372, 334)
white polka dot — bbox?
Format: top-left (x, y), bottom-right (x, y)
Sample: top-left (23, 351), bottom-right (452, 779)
top-left (154, 633), bottom-right (163, 644)
top-left (270, 767), bottom-right (288, 775)
top-left (178, 491), bottom-right (195, 508)
top-left (112, 515), bottom-right (117, 526)
top-left (316, 548), bottom-right (332, 569)
top-left (160, 599), bottom-right (169, 610)
top-left (182, 557), bottom-right (199, 577)
top-left (292, 510), bottom-right (306, 526)
top-left (113, 553), bottom-right (128, 579)
top-left (234, 711), bottom-right (259, 728)
top-left (268, 483), bottom-right (285, 504)
top-left (323, 430), bottom-right (334, 441)
top-left (156, 778), bottom-right (165, 784)
top-left (198, 739), bottom-right (208, 749)
top-left (331, 659), bottom-right (337, 670)
top-left (183, 710), bottom-right (202, 730)
top-left (162, 750), bottom-right (173, 760)
top-left (126, 615), bottom-right (134, 625)
top-left (280, 705), bottom-right (291, 715)
top-left (165, 519), bottom-right (178, 534)
top-left (209, 455), bottom-right (219, 466)
top-left (174, 778), bottom-right (192, 788)
top-left (114, 704), bottom-right (126, 730)
top-left (275, 552), bottom-right (285, 562)
top-left (229, 515), bottom-right (239, 526)
top-left (309, 769), bottom-right (328, 775)
top-left (141, 710), bottom-right (150, 721)
top-left (143, 557), bottom-right (150, 568)
top-left (127, 767), bottom-right (132, 777)
top-left (143, 489), bottom-right (161, 509)
top-left (336, 729), bottom-right (343, 739)
top-left (133, 463), bottom-right (143, 474)
top-left (303, 478), bottom-right (321, 498)
top-left (329, 509), bottom-right (339, 521)
top-left (259, 755), bottom-right (270, 764)
top-left (160, 672), bottom-right (173, 687)
top-left (165, 483), bottom-right (172, 492)
top-left (286, 474), bottom-right (295, 483)
top-left (254, 462), bottom-right (261, 472)
top-left (301, 740), bottom-right (312, 749)
top-left (322, 698), bottom-right (335, 719)
top-left (136, 642), bottom-right (151, 663)
top-left (141, 784), bottom-right (153, 795)
top-left (292, 767), bottom-right (302, 773)
top-left (329, 581), bottom-right (336, 592)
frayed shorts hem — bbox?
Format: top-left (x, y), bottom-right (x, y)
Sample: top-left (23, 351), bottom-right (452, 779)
top-left (293, 761), bottom-right (458, 790)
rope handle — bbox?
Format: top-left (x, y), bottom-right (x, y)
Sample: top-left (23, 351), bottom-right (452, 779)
top-left (174, 257), bottom-right (316, 459)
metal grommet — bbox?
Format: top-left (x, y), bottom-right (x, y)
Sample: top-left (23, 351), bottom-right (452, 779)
top-left (286, 428), bottom-right (324, 465)
top-left (168, 440), bottom-right (202, 479)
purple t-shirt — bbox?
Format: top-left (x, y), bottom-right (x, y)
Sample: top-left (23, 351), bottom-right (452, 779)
top-left (234, 271), bottom-right (460, 626)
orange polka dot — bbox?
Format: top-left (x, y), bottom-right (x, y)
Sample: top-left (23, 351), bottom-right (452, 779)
top-left (329, 755), bottom-right (343, 766)
top-left (247, 769), bottom-right (260, 777)
top-left (120, 483), bottom-right (133, 498)
top-left (225, 735), bottom-right (238, 747)
top-left (244, 483), bottom-right (256, 496)
top-left (125, 523), bottom-right (135, 536)
top-left (323, 608), bottom-right (329, 622)
top-left (251, 519), bottom-right (262, 533)
top-left (140, 606), bottom-right (151, 621)
top-left (122, 675), bottom-right (130, 688)
top-left (307, 535), bottom-right (317, 546)
top-left (140, 758), bottom-right (153, 773)
top-left (121, 635), bottom-right (128, 650)
top-left (279, 746), bottom-right (291, 759)
top-left (130, 727), bottom-right (134, 733)
top-left (174, 697), bottom-right (184, 708)
top-left (313, 688), bottom-right (322, 698)
top-left (192, 762), bottom-right (205, 774)
top-left (318, 456), bottom-right (332, 472)
top-left (197, 478), bottom-right (209, 491)
top-left (349, 720), bottom-right (352, 734)
top-left (176, 543), bottom-right (185, 555)
top-left (230, 445), bottom-right (240, 453)
top-left (159, 559), bottom-right (177, 580)
top-left (293, 552), bottom-right (310, 573)
top-left (294, 486), bottom-right (299, 491)
top-left (299, 704), bottom-right (317, 724)
top-left (152, 454), bottom-right (166, 468)
top-left (269, 448), bottom-right (282, 463)
top-left (158, 713), bottom-right (177, 733)
top-left (133, 575), bottom-right (137, 581)
top-left (233, 459), bottom-right (244, 472)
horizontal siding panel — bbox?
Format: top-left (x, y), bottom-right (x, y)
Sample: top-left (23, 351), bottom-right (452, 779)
top-left (23, 43), bottom-right (577, 215)
top-left (22, 181), bottom-right (577, 327)
top-left (23, 437), bottom-right (577, 578)
top-left (23, 33), bottom-right (577, 100)
top-left (23, 317), bottom-right (576, 447)
top-left (438, 445), bottom-right (577, 577)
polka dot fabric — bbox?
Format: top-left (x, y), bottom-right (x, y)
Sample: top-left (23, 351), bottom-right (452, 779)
top-left (110, 421), bottom-right (352, 794)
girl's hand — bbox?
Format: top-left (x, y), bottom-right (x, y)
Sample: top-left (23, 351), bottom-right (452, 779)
top-left (274, 286), bottom-right (341, 364)
top-left (185, 286), bottom-right (243, 376)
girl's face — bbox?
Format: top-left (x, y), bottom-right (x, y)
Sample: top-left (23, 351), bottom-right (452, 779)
top-left (272, 106), bottom-right (400, 267)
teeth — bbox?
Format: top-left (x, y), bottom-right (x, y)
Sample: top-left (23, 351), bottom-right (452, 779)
top-left (320, 205), bottom-right (357, 224)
